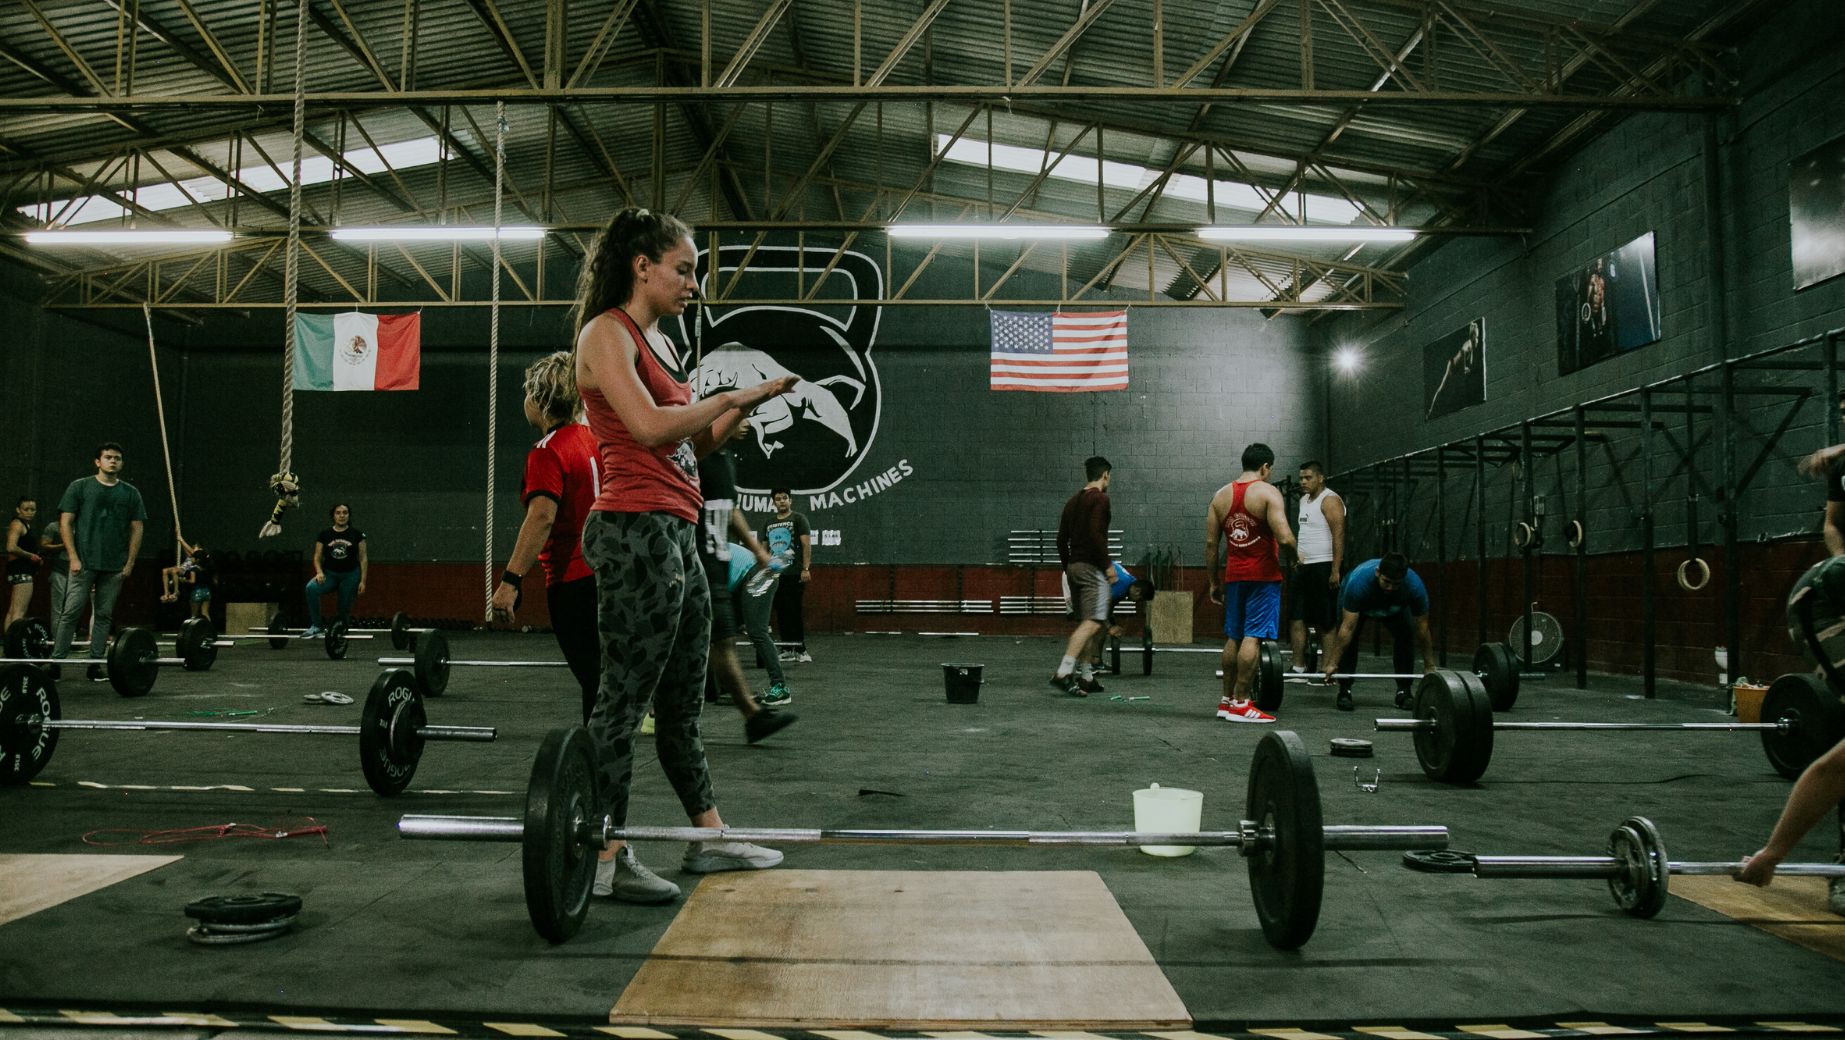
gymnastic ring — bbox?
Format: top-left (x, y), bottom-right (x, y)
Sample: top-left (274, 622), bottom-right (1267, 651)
top-left (1677, 557), bottom-right (1711, 592)
top-left (1513, 521), bottom-right (1536, 550)
top-left (1567, 520), bottom-right (1585, 550)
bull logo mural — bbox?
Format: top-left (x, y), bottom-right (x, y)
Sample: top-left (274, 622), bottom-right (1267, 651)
top-left (681, 244), bottom-right (883, 496)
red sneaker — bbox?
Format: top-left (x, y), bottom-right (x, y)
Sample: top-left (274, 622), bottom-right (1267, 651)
top-left (1216, 699), bottom-right (1275, 724)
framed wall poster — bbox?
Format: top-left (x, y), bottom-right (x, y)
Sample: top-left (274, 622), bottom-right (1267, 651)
top-left (1555, 231), bottom-right (1662, 375)
top-left (1791, 133), bottom-right (1845, 291)
top-left (1423, 318), bottom-right (1485, 420)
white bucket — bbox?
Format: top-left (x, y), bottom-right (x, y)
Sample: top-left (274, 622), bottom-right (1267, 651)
top-left (1132, 783), bottom-right (1203, 857)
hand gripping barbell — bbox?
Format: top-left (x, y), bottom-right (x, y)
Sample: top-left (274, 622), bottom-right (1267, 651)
top-left (1463, 815), bottom-right (1845, 918)
top-left (396, 728), bottom-right (1450, 948)
top-left (1373, 670), bottom-right (1845, 784)
top-left (0, 664), bottom-right (495, 796)
top-left (1252, 640), bottom-right (1536, 713)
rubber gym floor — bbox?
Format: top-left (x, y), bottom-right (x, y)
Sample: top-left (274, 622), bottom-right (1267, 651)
top-left (3, 630), bottom-right (1843, 1038)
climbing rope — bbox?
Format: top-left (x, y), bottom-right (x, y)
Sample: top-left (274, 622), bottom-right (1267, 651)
top-left (260, 0), bottom-right (309, 538)
top-left (143, 303), bottom-right (185, 559)
top-left (484, 101), bottom-right (505, 621)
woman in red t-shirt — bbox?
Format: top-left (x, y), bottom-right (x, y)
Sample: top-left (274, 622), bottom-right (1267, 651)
top-left (571, 207), bottom-right (795, 903)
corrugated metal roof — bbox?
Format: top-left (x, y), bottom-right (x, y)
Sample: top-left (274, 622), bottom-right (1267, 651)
top-left (0, 0), bottom-right (1757, 310)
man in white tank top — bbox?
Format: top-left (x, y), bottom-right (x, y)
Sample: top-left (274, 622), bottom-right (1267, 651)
top-left (1288, 461), bottom-right (1345, 697)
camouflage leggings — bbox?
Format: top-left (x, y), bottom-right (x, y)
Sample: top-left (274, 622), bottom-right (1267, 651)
top-left (581, 510), bottom-right (715, 827)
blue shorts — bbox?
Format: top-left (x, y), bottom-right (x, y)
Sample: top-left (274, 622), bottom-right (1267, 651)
top-left (1222, 581), bottom-right (1281, 641)
top-left (190, 586), bottom-right (212, 604)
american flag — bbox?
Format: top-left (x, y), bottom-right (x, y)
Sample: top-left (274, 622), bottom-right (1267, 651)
top-left (989, 309), bottom-right (1129, 392)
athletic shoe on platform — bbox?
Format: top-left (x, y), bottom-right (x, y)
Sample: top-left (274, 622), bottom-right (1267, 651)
top-left (640, 712), bottom-right (656, 736)
top-left (777, 650), bottom-right (801, 663)
top-left (301, 626), bottom-right (325, 639)
top-left (1076, 675), bottom-right (1105, 695)
top-left (760, 681), bottom-right (791, 706)
top-left (1050, 672), bottom-right (1085, 697)
top-left (1336, 687), bottom-right (1355, 712)
top-left (593, 846), bottom-right (681, 904)
top-left (87, 664), bottom-right (106, 683)
top-left (1395, 689), bottom-right (1412, 709)
top-left (1829, 877), bottom-right (1845, 915)
top-left (683, 839), bottom-right (784, 873)
top-left (1217, 700), bottom-right (1275, 724)
top-left (745, 708), bottom-right (797, 744)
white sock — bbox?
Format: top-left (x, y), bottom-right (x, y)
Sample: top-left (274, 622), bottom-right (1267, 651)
top-left (1078, 663), bottom-right (1094, 680)
top-left (1058, 655), bottom-right (1077, 678)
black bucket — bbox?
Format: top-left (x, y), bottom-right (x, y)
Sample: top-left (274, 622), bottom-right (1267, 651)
top-left (942, 663), bottom-right (984, 704)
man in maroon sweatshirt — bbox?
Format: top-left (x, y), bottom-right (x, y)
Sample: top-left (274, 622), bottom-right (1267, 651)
top-left (1053, 456), bottom-right (1113, 696)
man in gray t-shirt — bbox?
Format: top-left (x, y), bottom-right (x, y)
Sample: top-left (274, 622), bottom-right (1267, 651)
top-left (53, 442), bottom-right (147, 674)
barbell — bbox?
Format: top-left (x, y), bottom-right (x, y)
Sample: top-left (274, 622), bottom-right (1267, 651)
top-left (396, 728), bottom-right (1450, 948)
top-left (1260, 640), bottom-right (1536, 712)
top-left (246, 617), bottom-right (364, 659)
top-left (1462, 815), bottom-right (1845, 918)
top-left (388, 611), bottom-right (438, 651)
top-left (5, 612), bottom-right (222, 678)
top-left (1373, 670), bottom-right (1845, 784)
top-left (0, 626), bottom-right (214, 698)
top-left (374, 630), bottom-right (455, 696)
top-left (0, 664), bottom-right (494, 796)
top-left (1107, 633), bottom-right (1316, 678)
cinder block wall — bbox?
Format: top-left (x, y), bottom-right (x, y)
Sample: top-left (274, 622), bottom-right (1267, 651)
top-left (1315, 0), bottom-right (1845, 684)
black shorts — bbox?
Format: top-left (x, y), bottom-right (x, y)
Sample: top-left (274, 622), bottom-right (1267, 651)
top-left (1289, 561), bottom-right (1338, 628)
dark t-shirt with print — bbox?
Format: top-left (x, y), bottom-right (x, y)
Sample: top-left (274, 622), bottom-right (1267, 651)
top-left (317, 527), bottom-right (365, 573)
top-left (762, 511), bottom-right (810, 570)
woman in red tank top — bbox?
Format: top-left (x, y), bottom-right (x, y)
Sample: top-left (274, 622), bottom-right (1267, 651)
top-left (571, 208), bottom-right (796, 897)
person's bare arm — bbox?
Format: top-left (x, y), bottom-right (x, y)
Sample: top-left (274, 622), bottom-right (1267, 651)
top-left (1204, 490), bottom-right (1226, 605)
top-left (1826, 501), bottom-right (1845, 557)
top-left (1265, 486), bottom-right (1296, 554)
top-left (356, 540), bottom-right (368, 594)
top-left (1737, 737), bottom-right (1845, 886)
top-left (5, 521), bottom-right (35, 564)
top-left (492, 498), bottom-right (558, 621)
top-left (797, 530), bottom-right (813, 582)
top-left (311, 542), bottom-right (325, 582)
top-left (1415, 615), bottom-right (1437, 673)
top-left (1797, 444), bottom-right (1845, 478)
top-left (576, 314), bottom-right (792, 448)
top-left (61, 512), bottom-right (79, 573)
top-left (1324, 494), bottom-right (1346, 586)
top-left (121, 519), bottom-right (142, 578)
top-left (1321, 609), bottom-right (1361, 679)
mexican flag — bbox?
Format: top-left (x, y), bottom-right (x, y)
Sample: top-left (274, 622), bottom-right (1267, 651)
top-left (292, 312), bottom-right (421, 391)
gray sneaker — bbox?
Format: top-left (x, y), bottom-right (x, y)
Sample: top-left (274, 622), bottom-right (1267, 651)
top-left (1829, 876), bottom-right (1845, 915)
top-left (682, 839), bottom-right (784, 874)
top-left (593, 845), bottom-right (681, 904)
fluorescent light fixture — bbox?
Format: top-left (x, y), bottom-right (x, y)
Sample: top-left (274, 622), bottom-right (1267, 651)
top-left (25, 229), bottom-right (233, 246)
top-left (17, 135), bottom-right (446, 227)
top-left (934, 134), bottom-right (1366, 224)
top-left (1196, 226), bottom-right (1417, 243)
top-left (1334, 346), bottom-right (1364, 373)
top-left (330, 226), bottom-right (548, 242)
top-left (887, 224), bottom-right (1108, 240)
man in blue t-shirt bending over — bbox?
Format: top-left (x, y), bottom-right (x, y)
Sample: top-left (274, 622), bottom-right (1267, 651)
top-left (1318, 552), bottom-right (1436, 712)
